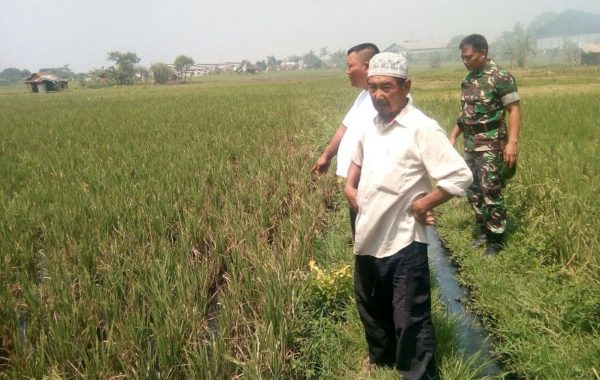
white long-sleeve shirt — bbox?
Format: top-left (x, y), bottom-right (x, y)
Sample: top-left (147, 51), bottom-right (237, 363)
top-left (351, 101), bottom-right (472, 258)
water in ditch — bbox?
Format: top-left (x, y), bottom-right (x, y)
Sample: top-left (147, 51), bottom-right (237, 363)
top-left (427, 226), bottom-right (502, 377)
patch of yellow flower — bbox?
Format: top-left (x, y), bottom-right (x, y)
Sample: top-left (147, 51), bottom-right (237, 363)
top-left (309, 259), bottom-right (352, 286)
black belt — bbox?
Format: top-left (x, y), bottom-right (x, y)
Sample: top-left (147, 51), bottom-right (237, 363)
top-left (461, 120), bottom-right (503, 134)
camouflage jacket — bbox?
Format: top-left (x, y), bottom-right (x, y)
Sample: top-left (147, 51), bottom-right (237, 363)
top-left (458, 59), bottom-right (519, 151)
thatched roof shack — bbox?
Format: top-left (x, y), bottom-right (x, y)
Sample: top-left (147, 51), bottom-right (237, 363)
top-left (24, 73), bottom-right (69, 93)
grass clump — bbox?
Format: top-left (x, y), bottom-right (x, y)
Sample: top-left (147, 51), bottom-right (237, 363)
top-left (291, 259), bottom-right (354, 378)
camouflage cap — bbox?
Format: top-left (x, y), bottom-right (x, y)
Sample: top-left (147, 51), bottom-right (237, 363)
top-left (368, 52), bottom-right (408, 79)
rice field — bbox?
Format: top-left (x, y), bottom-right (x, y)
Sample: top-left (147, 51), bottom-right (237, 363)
top-left (0, 76), bottom-right (350, 378)
top-left (1, 65), bottom-right (599, 378)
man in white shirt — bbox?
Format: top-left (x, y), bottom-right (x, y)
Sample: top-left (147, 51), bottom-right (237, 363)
top-left (312, 43), bottom-right (379, 236)
top-left (345, 52), bottom-right (472, 379)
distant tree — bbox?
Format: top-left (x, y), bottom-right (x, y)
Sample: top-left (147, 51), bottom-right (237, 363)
top-left (563, 39), bottom-right (580, 64)
top-left (446, 34), bottom-right (467, 49)
top-left (302, 50), bottom-right (323, 69)
top-left (236, 59), bottom-right (251, 73)
top-left (0, 67), bottom-right (31, 85)
top-left (493, 23), bottom-right (534, 67)
top-left (106, 51), bottom-right (141, 85)
top-left (493, 31), bottom-right (513, 60)
top-left (173, 55), bottom-right (195, 81)
top-left (135, 65), bottom-right (149, 84)
top-left (150, 63), bottom-right (172, 84)
top-left (87, 66), bottom-right (113, 87)
top-left (89, 66), bottom-right (108, 80)
top-left (39, 65), bottom-right (75, 79)
top-left (328, 49), bottom-right (346, 68)
top-left (266, 56), bottom-right (276, 66)
top-left (430, 52), bottom-right (442, 68)
top-left (105, 67), bottom-right (118, 84)
top-left (444, 34), bottom-right (466, 61)
top-left (319, 47), bottom-right (329, 60)
top-left (286, 55), bottom-right (302, 63)
top-left (266, 55), bottom-right (281, 71)
top-left (238, 60), bottom-right (259, 74)
top-left (512, 23), bottom-right (530, 67)
top-left (73, 72), bottom-right (89, 81)
top-left (255, 60), bottom-right (267, 72)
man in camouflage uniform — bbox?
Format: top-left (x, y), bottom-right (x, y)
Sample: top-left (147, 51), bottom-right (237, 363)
top-left (449, 34), bottom-right (521, 255)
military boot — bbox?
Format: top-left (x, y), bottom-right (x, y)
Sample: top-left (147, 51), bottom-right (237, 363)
top-left (485, 233), bottom-right (504, 255)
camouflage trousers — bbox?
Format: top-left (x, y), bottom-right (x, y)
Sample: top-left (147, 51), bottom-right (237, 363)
top-left (464, 150), bottom-right (506, 235)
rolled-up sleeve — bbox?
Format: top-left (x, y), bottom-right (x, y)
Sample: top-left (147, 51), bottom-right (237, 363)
top-left (501, 92), bottom-right (520, 106)
top-left (418, 125), bottom-right (473, 196)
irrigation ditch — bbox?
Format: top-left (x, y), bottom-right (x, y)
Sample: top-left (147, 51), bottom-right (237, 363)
top-left (427, 226), bottom-right (503, 377)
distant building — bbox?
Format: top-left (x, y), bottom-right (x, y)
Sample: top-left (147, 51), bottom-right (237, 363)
top-left (578, 42), bottom-right (600, 64)
top-left (531, 10), bottom-right (600, 52)
top-left (24, 73), bottom-right (69, 93)
top-left (178, 62), bottom-right (242, 76)
top-left (535, 33), bottom-right (600, 51)
top-left (384, 41), bottom-right (451, 65)
top-left (385, 41), bottom-right (449, 54)
top-left (185, 64), bottom-right (212, 76)
top-left (280, 61), bottom-right (300, 71)
top-left (236, 62), bottom-right (258, 74)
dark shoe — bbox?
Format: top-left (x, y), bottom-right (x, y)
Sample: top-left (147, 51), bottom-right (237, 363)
top-left (471, 233), bottom-right (487, 248)
top-left (485, 242), bottom-right (503, 256)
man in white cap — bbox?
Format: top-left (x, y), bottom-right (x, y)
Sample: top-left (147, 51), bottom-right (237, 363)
top-left (345, 52), bottom-right (472, 378)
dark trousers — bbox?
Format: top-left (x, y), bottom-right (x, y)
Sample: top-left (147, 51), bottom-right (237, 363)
top-left (354, 242), bottom-right (435, 380)
top-left (349, 206), bottom-right (357, 240)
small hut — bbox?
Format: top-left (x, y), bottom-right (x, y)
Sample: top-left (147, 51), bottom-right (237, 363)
top-left (24, 73), bottom-right (69, 93)
top-left (578, 42), bottom-right (600, 65)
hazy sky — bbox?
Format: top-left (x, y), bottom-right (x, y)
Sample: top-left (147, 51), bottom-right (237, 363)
top-left (1, 0), bottom-right (599, 73)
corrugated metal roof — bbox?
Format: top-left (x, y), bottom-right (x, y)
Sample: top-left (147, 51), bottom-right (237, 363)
top-left (24, 73), bottom-right (66, 84)
top-left (385, 41), bottom-right (449, 53)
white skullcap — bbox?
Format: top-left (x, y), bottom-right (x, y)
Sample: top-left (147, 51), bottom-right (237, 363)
top-left (368, 52), bottom-right (408, 79)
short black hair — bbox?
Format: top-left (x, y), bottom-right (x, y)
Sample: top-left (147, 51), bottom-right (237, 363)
top-left (459, 34), bottom-right (488, 54)
top-left (347, 43), bottom-right (380, 61)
